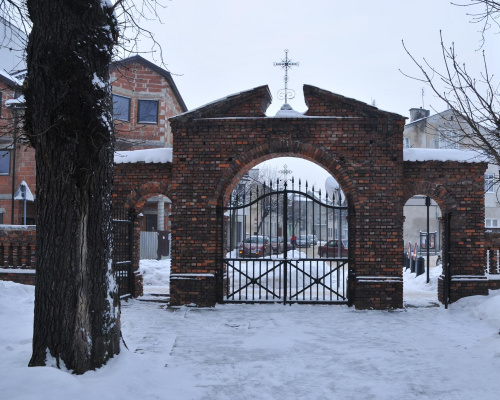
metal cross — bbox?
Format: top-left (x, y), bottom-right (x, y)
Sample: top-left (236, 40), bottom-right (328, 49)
top-left (273, 49), bottom-right (299, 104)
top-left (279, 164), bottom-right (293, 187)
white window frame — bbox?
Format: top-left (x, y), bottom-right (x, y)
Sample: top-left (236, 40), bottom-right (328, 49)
top-left (485, 173), bottom-right (495, 193)
top-left (437, 131), bottom-right (460, 149)
top-left (485, 219), bottom-right (498, 228)
top-left (403, 137), bottom-right (410, 149)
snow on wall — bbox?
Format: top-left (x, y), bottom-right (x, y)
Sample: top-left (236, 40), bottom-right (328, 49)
top-left (114, 148), bottom-right (173, 164)
top-left (403, 148), bottom-right (488, 163)
top-left (113, 143), bottom-right (488, 165)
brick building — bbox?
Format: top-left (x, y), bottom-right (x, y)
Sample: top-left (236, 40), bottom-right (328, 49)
top-left (0, 55), bottom-right (187, 229)
top-left (0, 70), bottom-right (34, 225)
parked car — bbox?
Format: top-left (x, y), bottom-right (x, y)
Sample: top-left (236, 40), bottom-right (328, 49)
top-left (270, 237), bottom-right (284, 254)
top-left (239, 236), bottom-right (271, 258)
top-left (318, 239), bottom-right (348, 258)
top-left (307, 234), bottom-right (318, 245)
top-left (296, 235), bottom-right (311, 248)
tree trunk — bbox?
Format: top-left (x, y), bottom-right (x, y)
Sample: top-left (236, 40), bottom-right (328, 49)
top-left (24, 0), bottom-right (120, 374)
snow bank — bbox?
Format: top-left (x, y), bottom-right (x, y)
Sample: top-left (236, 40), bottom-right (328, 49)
top-left (451, 287), bottom-right (500, 328)
top-left (0, 281), bottom-right (34, 315)
top-left (139, 258), bottom-right (171, 287)
top-left (139, 258), bottom-right (170, 295)
top-left (114, 148), bottom-right (173, 164)
top-left (403, 148), bottom-right (488, 163)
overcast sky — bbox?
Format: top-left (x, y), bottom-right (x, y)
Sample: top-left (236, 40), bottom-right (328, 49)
top-left (139, 0), bottom-right (499, 189)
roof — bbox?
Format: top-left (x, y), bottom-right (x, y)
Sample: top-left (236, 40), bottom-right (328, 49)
top-left (170, 84), bottom-right (407, 123)
top-left (110, 55), bottom-right (188, 112)
top-left (170, 85), bottom-right (271, 122)
top-left (0, 69), bottom-right (21, 88)
top-left (405, 109), bottom-right (455, 127)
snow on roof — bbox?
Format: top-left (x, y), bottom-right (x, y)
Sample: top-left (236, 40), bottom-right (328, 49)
top-left (114, 148), bottom-right (173, 164)
top-left (5, 94), bottom-right (25, 107)
top-left (13, 180), bottom-right (34, 201)
top-left (0, 69), bottom-right (22, 87)
top-left (403, 148), bottom-right (488, 163)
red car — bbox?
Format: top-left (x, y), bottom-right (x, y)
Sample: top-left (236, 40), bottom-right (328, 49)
top-left (239, 236), bottom-right (272, 258)
top-left (318, 239), bottom-right (348, 258)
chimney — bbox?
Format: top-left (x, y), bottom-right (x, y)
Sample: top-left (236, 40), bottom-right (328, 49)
top-left (409, 107), bottom-right (430, 122)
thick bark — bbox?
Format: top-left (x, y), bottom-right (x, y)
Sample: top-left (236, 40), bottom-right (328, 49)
top-left (25, 0), bottom-right (120, 374)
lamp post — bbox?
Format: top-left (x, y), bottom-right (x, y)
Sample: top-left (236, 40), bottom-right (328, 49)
top-left (425, 196), bottom-right (431, 284)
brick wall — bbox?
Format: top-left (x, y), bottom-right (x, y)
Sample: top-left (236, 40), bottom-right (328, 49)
top-left (403, 161), bottom-right (489, 303)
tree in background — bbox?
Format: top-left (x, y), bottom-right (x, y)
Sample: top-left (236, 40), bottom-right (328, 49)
top-left (0, 0), bottom-right (167, 374)
top-left (402, 1), bottom-right (500, 169)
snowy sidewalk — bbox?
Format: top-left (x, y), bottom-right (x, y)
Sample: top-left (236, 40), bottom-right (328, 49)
top-left (120, 297), bottom-right (500, 400)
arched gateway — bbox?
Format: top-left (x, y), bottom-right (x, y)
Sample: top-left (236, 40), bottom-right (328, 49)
top-left (158, 84), bottom-right (489, 310)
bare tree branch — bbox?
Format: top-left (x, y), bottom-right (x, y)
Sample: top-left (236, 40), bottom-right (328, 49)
top-left (401, 27), bottom-right (500, 170)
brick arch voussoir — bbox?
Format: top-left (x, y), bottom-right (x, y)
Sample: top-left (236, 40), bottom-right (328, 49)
top-left (403, 180), bottom-right (457, 212)
top-left (124, 181), bottom-right (172, 211)
top-left (212, 140), bottom-right (360, 207)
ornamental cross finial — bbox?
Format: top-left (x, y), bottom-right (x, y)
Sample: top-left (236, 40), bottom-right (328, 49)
top-left (273, 49), bottom-right (299, 104)
top-left (279, 164), bottom-right (293, 187)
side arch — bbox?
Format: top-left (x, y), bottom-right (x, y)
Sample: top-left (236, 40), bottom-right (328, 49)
top-left (401, 180), bottom-right (458, 213)
top-left (124, 181), bottom-right (172, 211)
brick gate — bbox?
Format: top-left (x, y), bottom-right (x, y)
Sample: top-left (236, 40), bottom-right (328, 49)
top-left (114, 84), bottom-right (490, 310)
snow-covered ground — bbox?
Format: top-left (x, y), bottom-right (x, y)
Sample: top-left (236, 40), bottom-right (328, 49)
top-left (1, 260), bottom-right (500, 400)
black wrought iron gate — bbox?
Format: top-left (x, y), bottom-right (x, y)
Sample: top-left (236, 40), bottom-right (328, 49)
top-left (112, 209), bottom-right (135, 297)
top-left (221, 180), bottom-right (349, 304)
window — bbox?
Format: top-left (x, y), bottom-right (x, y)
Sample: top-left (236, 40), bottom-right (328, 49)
top-left (0, 91), bottom-right (3, 118)
top-left (437, 131), bottom-right (460, 149)
top-left (485, 174), bottom-right (495, 193)
top-left (112, 94), bottom-right (130, 121)
top-left (138, 99), bottom-right (158, 124)
top-left (0, 150), bottom-right (11, 175)
top-left (403, 137), bottom-right (410, 149)
top-left (486, 219), bottom-right (499, 228)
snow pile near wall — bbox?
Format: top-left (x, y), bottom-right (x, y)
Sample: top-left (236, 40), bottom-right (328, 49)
top-left (403, 148), bottom-right (488, 163)
top-left (114, 148), bottom-right (173, 164)
top-left (139, 258), bottom-right (170, 294)
top-left (403, 263), bottom-right (441, 306)
top-left (452, 287), bottom-right (500, 328)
